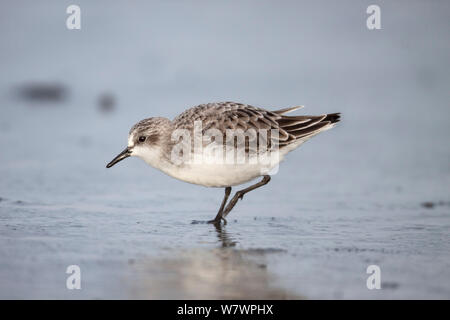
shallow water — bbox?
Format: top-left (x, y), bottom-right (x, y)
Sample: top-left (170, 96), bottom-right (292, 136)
top-left (0, 1), bottom-right (449, 299)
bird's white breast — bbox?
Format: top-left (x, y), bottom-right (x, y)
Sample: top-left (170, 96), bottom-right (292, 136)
top-left (135, 147), bottom-right (284, 187)
top-left (167, 163), bottom-right (266, 187)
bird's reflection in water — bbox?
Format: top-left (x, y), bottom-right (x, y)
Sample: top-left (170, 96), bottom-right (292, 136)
top-left (213, 222), bottom-right (237, 248)
top-left (126, 223), bottom-right (300, 299)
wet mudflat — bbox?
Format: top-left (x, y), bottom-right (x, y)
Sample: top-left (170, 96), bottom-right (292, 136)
top-left (0, 188), bottom-right (448, 299)
top-left (0, 1), bottom-right (449, 299)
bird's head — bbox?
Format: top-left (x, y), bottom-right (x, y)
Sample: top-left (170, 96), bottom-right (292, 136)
top-left (106, 117), bottom-right (172, 168)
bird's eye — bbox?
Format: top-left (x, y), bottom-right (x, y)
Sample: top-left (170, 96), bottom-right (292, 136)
top-left (138, 136), bottom-right (146, 143)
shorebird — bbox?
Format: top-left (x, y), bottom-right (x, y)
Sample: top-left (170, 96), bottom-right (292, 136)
top-left (106, 102), bottom-right (340, 224)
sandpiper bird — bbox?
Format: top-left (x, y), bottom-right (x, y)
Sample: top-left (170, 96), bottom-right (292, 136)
top-left (106, 102), bottom-right (340, 224)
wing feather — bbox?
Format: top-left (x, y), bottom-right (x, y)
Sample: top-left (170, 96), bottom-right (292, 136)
top-left (172, 102), bottom-right (340, 152)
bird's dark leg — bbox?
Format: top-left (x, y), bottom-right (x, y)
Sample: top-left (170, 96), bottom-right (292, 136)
top-left (208, 187), bottom-right (232, 224)
top-left (221, 175), bottom-right (271, 219)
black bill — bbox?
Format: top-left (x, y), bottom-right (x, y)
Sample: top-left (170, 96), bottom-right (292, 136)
top-left (106, 147), bottom-right (131, 168)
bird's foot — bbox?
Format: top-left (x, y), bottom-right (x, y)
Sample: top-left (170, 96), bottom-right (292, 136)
top-left (207, 217), bottom-right (227, 225)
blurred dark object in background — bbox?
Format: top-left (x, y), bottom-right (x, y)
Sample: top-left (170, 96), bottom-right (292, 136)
top-left (16, 83), bottom-right (67, 103)
top-left (98, 92), bottom-right (116, 113)
top-left (421, 201), bottom-right (450, 209)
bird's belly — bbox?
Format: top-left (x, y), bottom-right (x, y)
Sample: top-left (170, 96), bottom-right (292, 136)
top-left (166, 163), bottom-right (269, 187)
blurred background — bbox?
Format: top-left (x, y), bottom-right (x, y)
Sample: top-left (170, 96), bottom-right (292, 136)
top-left (0, 0), bottom-right (449, 299)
